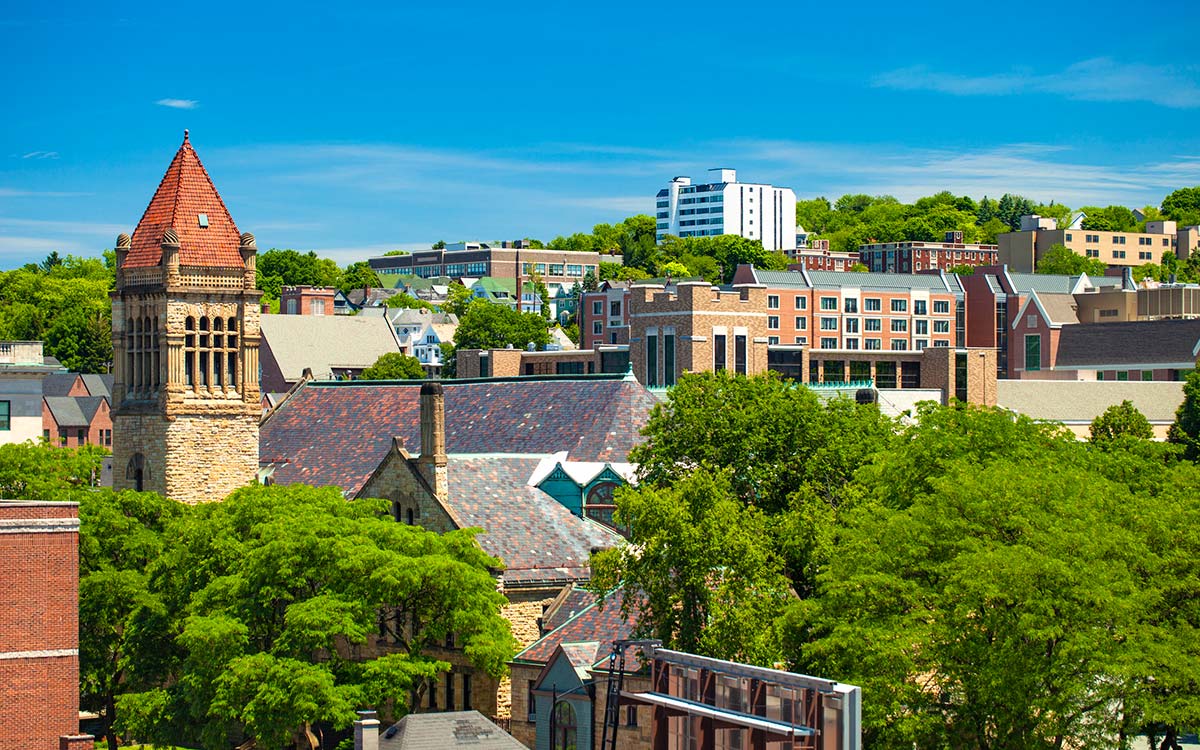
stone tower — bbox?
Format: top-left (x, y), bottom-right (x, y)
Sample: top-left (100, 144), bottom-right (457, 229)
top-left (111, 131), bottom-right (262, 504)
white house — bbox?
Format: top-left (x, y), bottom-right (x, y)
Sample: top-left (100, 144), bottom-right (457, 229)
top-left (655, 168), bottom-right (797, 252)
top-left (0, 341), bottom-right (65, 445)
top-left (388, 309), bottom-right (459, 371)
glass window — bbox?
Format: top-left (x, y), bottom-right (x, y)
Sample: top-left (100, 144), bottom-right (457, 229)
top-left (553, 701), bottom-right (577, 750)
top-left (592, 300), bottom-right (602, 315)
top-left (820, 296), bottom-right (837, 310)
top-left (1025, 334), bottom-right (1041, 371)
top-left (890, 340), bottom-right (908, 351)
top-left (768, 316), bottom-right (780, 329)
top-left (891, 319), bottom-right (907, 332)
top-left (767, 295), bottom-right (780, 309)
top-left (794, 296), bottom-right (806, 310)
top-left (0, 400), bottom-right (9, 430)
top-left (820, 337), bottom-right (838, 349)
top-left (664, 333), bottom-right (676, 387)
top-left (845, 318), bottom-right (859, 333)
top-left (795, 317), bottom-right (807, 330)
top-left (610, 301), bottom-right (621, 317)
top-left (844, 298), bottom-right (858, 313)
top-left (714, 334), bottom-right (726, 371)
top-left (865, 318), bottom-right (881, 332)
top-left (916, 320), bottom-right (928, 335)
top-left (934, 320), bottom-right (950, 333)
top-left (865, 338), bottom-right (881, 350)
top-left (891, 299), bottom-right (907, 313)
top-left (646, 333), bottom-right (658, 387)
top-left (592, 321), bottom-right (602, 335)
top-left (820, 317), bottom-right (838, 330)
top-left (914, 300), bottom-right (927, 315)
top-left (735, 335), bottom-right (747, 374)
top-left (864, 298), bottom-right (881, 312)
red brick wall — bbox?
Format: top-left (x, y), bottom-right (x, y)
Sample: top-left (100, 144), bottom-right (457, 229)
top-left (0, 503), bottom-right (84, 750)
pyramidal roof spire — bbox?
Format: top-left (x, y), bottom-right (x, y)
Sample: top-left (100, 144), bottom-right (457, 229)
top-left (125, 132), bottom-right (244, 268)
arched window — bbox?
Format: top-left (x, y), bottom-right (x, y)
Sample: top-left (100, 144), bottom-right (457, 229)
top-left (184, 317), bottom-right (196, 388)
top-left (552, 701), bottom-right (577, 750)
top-left (126, 453), bottom-right (149, 492)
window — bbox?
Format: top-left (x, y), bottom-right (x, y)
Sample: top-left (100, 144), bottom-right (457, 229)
top-left (767, 294), bottom-right (780, 309)
top-left (592, 321), bottom-right (602, 335)
top-left (915, 320), bottom-right (928, 335)
top-left (794, 296), bottom-right (807, 310)
top-left (865, 338), bottom-right (882, 350)
top-left (0, 400), bottom-right (8, 430)
top-left (768, 336), bottom-right (779, 345)
top-left (820, 337), bottom-right (838, 349)
top-left (795, 336), bottom-right (807, 345)
top-left (1117, 370), bottom-right (1129, 381)
top-left (286, 298), bottom-right (298, 314)
top-left (820, 317), bottom-right (837, 330)
top-left (592, 300), bottom-right (602, 315)
top-left (844, 298), bottom-right (858, 313)
top-left (311, 298), bottom-right (326, 316)
top-left (844, 318), bottom-right (859, 333)
top-left (820, 296), bottom-right (837, 310)
top-left (864, 298), bottom-right (882, 312)
top-left (610, 300), bottom-right (621, 317)
top-left (567, 264), bottom-right (583, 277)
top-left (844, 338), bottom-right (859, 349)
top-left (934, 320), bottom-right (950, 333)
top-left (794, 317), bottom-right (807, 330)
top-left (891, 299), bottom-right (907, 313)
top-left (549, 264), bottom-right (565, 276)
top-left (1143, 370), bottom-right (1154, 381)
top-left (646, 333), bottom-right (658, 387)
top-left (1113, 250), bottom-right (1126, 259)
top-left (768, 316), bottom-right (780, 329)
top-left (445, 672), bottom-right (455, 709)
top-left (527, 681), bottom-right (537, 722)
top-left (891, 319), bottom-right (907, 332)
top-left (664, 332), bottom-right (676, 387)
top-left (462, 673), bottom-right (472, 710)
top-left (890, 340), bottom-right (908, 351)
top-left (553, 701), bottom-right (577, 750)
top-left (1025, 334), bottom-right (1041, 371)
top-left (914, 300), bottom-right (927, 315)
top-left (714, 334), bottom-right (727, 371)
top-left (865, 318), bottom-right (882, 332)
top-left (625, 704), bottom-right (638, 727)
top-left (735, 335), bottom-right (747, 374)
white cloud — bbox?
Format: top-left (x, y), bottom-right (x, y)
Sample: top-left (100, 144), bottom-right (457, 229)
top-left (156, 98), bottom-right (199, 110)
top-left (0, 217), bottom-right (127, 236)
top-left (873, 58), bottom-right (1200, 109)
top-left (21, 151), bottom-right (59, 160)
top-left (0, 235), bottom-right (87, 257)
top-left (0, 187), bottom-right (92, 198)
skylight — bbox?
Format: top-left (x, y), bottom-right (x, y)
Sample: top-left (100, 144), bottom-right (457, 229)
top-left (198, 213), bottom-right (209, 228)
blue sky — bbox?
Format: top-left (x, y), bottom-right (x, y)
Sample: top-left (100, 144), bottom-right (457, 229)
top-left (2, 0), bottom-right (1199, 267)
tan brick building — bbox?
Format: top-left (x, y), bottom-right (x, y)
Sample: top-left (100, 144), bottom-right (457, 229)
top-left (111, 132), bottom-right (262, 504)
top-left (998, 216), bottom-right (1195, 272)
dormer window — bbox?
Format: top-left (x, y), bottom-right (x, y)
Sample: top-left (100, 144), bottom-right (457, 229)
top-left (198, 213), bottom-right (209, 227)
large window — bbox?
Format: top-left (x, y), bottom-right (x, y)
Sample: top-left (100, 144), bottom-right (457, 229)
top-left (553, 701), bottom-right (578, 750)
top-left (646, 332), bottom-right (659, 387)
top-left (0, 400), bottom-right (9, 430)
top-left (664, 332), bottom-right (676, 387)
top-left (1025, 334), bottom-right (1042, 371)
top-left (734, 335), bottom-right (747, 374)
top-left (820, 296), bottom-right (838, 310)
top-left (891, 299), bottom-right (907, 313)
top-left (714, 334), bottom-right (727, 371)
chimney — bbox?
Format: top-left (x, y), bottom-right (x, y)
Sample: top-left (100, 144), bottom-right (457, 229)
top-left (418, 382), bottom-right (448, 501)
top-left (354, 710), bottom-right (379, 750)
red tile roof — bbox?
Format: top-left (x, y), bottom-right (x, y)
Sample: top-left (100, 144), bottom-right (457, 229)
top-left (126, 131), bottom-right (244, 268)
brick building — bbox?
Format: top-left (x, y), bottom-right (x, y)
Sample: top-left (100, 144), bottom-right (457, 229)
top-left (0, 501), bottom-right (92, 750)
top-left (368, 245), bottom-right (606, 287)
top-left (859, 236), bottom-right (998, 273)
top-left (279, 285), bottom-right (335, 315)
top-left (997, 215), bottom-right (1195, 272)
top-left (110, 131), bottom-right (262, 504)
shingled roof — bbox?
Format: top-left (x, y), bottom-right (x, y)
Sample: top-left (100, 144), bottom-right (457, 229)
top-left (514, 589), bottom-right (637, 666)
top-left (259, 375), bottom-right (658, 497)
top-left (1055, 318), bottom-right (1200, 368)
top-left (126, 131), bottom-right (244, 268)
top-left (443, 456), bottom-right (623, 585)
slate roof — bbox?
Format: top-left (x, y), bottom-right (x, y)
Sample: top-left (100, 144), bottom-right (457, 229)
top-left (126, 132), bottom-right (244, 268)
top-left (542, 585), bottom-right (602, 633)
top-left (259, 314), bottom-right (401, 383)
top-left (42, 373), bottom-right (81, 397)
top-left (1029, 292), bottom-right (1079, 326)
top-left (997, 380), bottom-right (1186, 424)
top-left (378, 711), bottom-right (524, 750)
top-left (442, 456), bottom-right (622, 585)
top-left (514, 590), bottom-right (637, 665)
top-left (81, 374), bottom-right (113, 399)
top-left (260, 376), bottom-right (658, 496)
top-left (1054, 318), bottom-right (1200, 368)
top-left (44, 396), bottom-right (106, 428)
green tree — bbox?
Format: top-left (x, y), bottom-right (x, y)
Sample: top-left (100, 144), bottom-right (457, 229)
top-left (452, 299), bottom-right (551, 351)
top-left (0, 441), bottom-right (107, 501)
top-left (45, 307), bottom-right (114, 372)
top-left (358, 352), bottom-right (425, 380)
top-left (788, 460), bottom-right (1148, 749)
top-left (1161, 186), bottom-right (1200, 225)
top-left (432, 240), bottom-right (446, 249)
top-left (441, 281), bottom-right (475, 318)
top-left (978, 217), bottom-right (1012, 244)
top-left (1168, 368), bottom-right (1200, 461)
top-left (257, 249), bottom-right (342, 289)
top-left (592, 469), bottom-right (791, 665)
top-left (1036, 243), bottom-right (1107, 276)
top-left (1090, 400), bottom-right (1154, 444)
top-left (658, 260), bottom-right (690, 279)
top-left (382, 249), bottom-right (409, 256)
top-left (117, 484), bottom-right (514, 749)
top-left (338, 262), bottom-right (381, 293)
top-left (847, 262), bottom-right (869, 273)
top-left (946, 264), bottom-right (976, 275)
top-left (581, 270), bottom-right (599, 292)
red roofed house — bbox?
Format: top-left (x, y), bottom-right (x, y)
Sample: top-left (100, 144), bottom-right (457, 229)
top-left (110, 131), bottom-right (263, 504)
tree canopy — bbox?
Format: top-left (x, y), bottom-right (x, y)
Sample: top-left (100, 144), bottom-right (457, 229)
top-left (452, 299), bottom-right (551, 351)
top-left (1036, 243), bottom-right (1108, 276)
top-left (358, 352), bottom-right (426, 380)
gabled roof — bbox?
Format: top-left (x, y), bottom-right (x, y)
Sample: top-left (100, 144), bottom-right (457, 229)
top-left (442, 456), bottom-right (623, 585)
top-left (259, 376), bottom-right (659, 497)
top-left (258, 314), bottom-right (401, 383)
top-left (44, 396), bottom-right (106, 428)
top-left (42, 373), bottom-right (82, 397)
top-left (379, 711), bottom-right (524, 750)
top-left (81, 374), bottom-right (113, 399)
top-left (514, 589), bottom-right (637, 665)
top-left (1013, 291), bottom-right (1078, 329)
top-left (542, 585), bottom-right (601, 633)
top-left (126, 132), bottom-right (244, 268)
top-left (1055, 318), bottom-right (1200, 368)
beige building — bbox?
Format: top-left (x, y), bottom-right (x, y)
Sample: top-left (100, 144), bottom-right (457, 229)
top-left (110, 132), bottom-right (263, 504)
top-left (998, 215), bottom-right (1193, 272)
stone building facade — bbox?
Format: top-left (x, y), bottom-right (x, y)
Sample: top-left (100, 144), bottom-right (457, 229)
top-left (111, 132), bottom-right (262, 504)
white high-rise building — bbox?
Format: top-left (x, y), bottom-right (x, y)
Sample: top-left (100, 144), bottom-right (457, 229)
top-left (654, 168), bottom-right (797, 251)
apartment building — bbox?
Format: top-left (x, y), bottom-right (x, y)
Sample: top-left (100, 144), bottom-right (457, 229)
top-left (732, 267), bottom-right (964, 353)
top-left (580, 281), bottom-right (634, 349)
top-left (789, 240), bottom-right (860, 271)
top-left (655, 168), bottom-right (797, 251)
top-left (997, 215), bottom-right (1191, 272)
top-left (368, 246), bottom-right (604, 286)
top-left (860, 233), bottom-right (998, 273)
